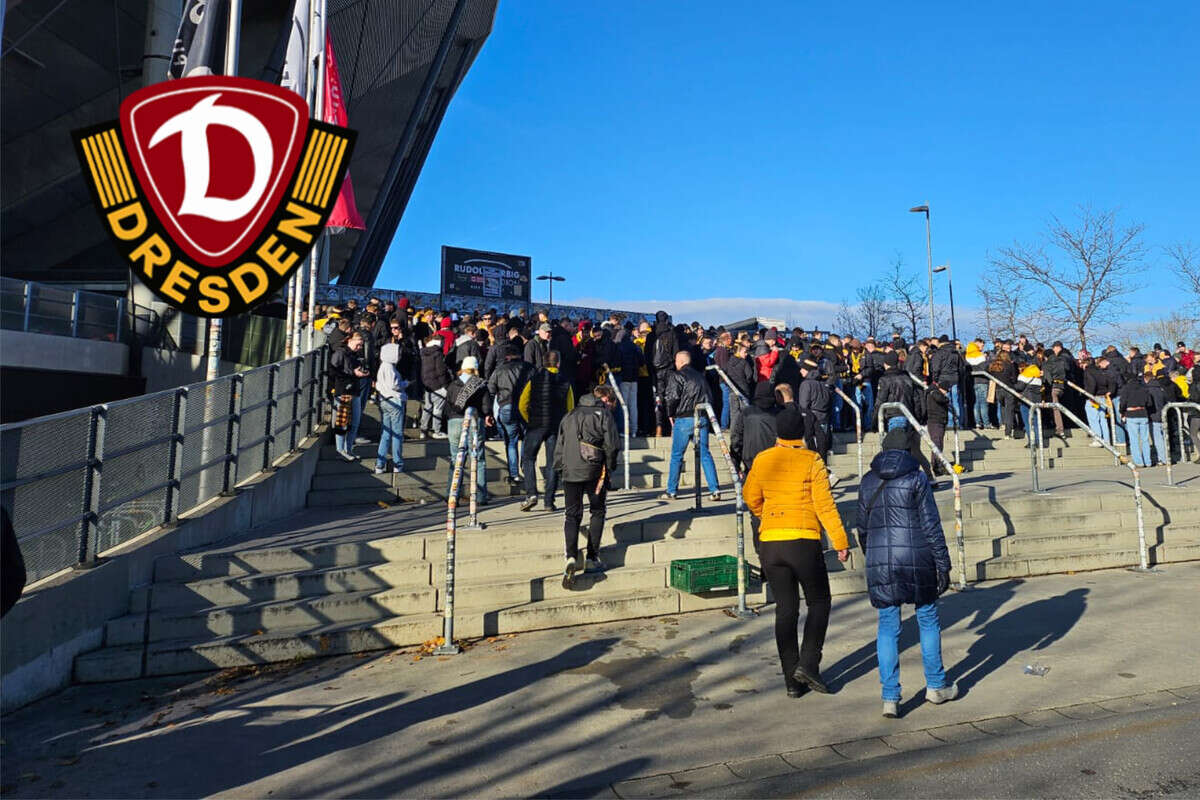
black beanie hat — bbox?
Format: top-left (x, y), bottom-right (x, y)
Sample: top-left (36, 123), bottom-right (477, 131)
top-left (752, 380), bottom-right (775, 410)
top-left (884, 351), bottom-right (900, 367)
top-left (882, 428), bottom-right (909, 450)
top-left (776, 407), bottom-right (806, 440)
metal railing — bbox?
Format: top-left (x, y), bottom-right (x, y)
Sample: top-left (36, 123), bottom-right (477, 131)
top-left (692, 401), bottom-right (754, 618)
top-left (973, 371), bottom-right (1043, 487)
top-left (832, 386), bottom-right (864, 478)
top-left (705, 364), bottom-right (750, 407)
top-left (0, 347), bottom-right (328, 583)
top-left (907, 373), bottom-right (960, 468)
top-left (1035, 401), bottom-right (1152, 572)
top-left (434, 408), bottom-right (482, 656)
top-left (1163, 402), bottom-right (1200, 487)
top-left (875, 402), bottom-right (968, 590)
top-left (605, 372), bottom-right (631, 491)
top-left (1067, 380), bottom-right (1118, 456)
top-left (0, 276), bottom-right (126, 343)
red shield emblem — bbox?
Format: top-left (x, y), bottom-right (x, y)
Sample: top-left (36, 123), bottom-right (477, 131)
top-left (119, 76), bottom-right (309, 268)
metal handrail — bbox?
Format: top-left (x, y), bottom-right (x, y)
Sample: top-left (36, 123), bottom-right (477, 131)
top-left (973, 369), bottom-right (1043, 484)
top-left (705, 364), bottom-right (750, 405)
top-left (605, 371), bottom-right (632, 491)
top-left (1035, 401), bottom-right (1152, 571)
top-left (1163, 402), bottom-right (1200, 487)
top-left (905, 373), bottom-right (960, 468)
top-left (1066, 379), bottom-right (1118, 451)
top-left (874, 402), bottom-right (968, 590)
top-left (693, 401), bottom-right (754, 618)
top-left (831, 386), bottom-right (863, 478)
top-left (435, 408), bottom-right (481, 656)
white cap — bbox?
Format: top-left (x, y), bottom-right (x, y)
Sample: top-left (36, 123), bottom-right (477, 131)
top-left (460, 356), bottom-right (479, 371)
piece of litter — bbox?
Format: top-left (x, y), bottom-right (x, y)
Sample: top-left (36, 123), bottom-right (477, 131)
top-left (1023, 664), bottom-right (1050, 676)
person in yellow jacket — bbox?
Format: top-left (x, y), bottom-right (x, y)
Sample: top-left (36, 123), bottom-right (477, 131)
top-left (744, 407), bottom-right (850, 698)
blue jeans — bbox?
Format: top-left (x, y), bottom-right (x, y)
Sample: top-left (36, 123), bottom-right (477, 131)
top-left (1151, 421), bottom-right (1167, 466)
top-left (855, 382), bottom-right (874, 431)
top-left (877, 602), bottom-right (948, 702)
top-left (666, 416), bottom-right (720, 495)
top-left (720, 383), bottom-right (732, 430)
top-left (376, 395), bottom-right (405, 469)
top-left (335, 393), bottom-right (363, 453)
top-left (1018, 405), bottom-right (1043, 447)
top-left (447, 416), bottom-right (487, 501)
top-left (948, 384), bottom-right (964, 426)
top-left (1125, 417), bottom-right (1151, 466)
top-left (496, 403), bottom-right (523, 479)
top-left (832, 379), bottom-right (844, 431)
top-left (972, 384), bottom-right (990, 428)
top-left (1085, 403), bottom-right (1109, 442)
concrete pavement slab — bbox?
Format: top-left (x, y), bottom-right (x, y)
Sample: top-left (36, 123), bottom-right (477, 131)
top-left (725, 755), bottom-right (794, 780)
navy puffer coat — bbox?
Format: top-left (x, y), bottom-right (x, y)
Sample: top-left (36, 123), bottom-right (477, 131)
top-left (857, 449), bottom-right (952, 609)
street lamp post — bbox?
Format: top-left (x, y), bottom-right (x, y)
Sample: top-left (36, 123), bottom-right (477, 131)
top-left (536, 272), bottom-right (565, 310)
top-left (932, 263), bottom-right (957, 345)
top-left (909, 204), bottom-right (934, 338)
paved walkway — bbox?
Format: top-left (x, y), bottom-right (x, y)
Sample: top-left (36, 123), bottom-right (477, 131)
top-left (2, 563), bottom-right (1197, 798)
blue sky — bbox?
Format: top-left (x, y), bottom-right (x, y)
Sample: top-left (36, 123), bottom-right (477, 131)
top-left (377, 1), bottom-right (1198, 333)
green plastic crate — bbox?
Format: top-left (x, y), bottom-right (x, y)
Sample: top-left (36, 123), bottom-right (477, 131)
top-left (669, 555), bottom-right (748, 594)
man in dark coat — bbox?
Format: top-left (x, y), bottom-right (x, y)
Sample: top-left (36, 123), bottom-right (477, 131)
top-left (554, 385), bottom-right (621, 587)
top-left (731, 381), bottom-right (783, 473)
top-left (856, 428), bottom-right (957, 718)
top-left (646, 310), bottom-right (678, 436)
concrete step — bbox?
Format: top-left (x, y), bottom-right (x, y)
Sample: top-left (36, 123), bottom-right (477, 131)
top-left (152, 537), bottom-right (429, 583)
top-left (975, 535), bottom-right (1200, 580)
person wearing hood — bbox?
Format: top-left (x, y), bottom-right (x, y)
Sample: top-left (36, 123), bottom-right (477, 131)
top-left (375, 343), bottom-right (409, 474)
top-left (857, 428), bottom-right (958, 719)
top-left (731, 381), bottom-right (785, 473)
top-left (744, 407), bottom-right (850, 698)
top-left (964, 340), bottom-right (991, 429)
top-left (419, 332), bottom-right (452, 439)
top-left (646, 310), bottom-right (678, 436)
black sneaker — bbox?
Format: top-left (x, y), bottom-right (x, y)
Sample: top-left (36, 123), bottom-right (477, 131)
top-left (793, 664), bottom-right (831, 694)
top-left (546, 503), bottom-right (559, 512)
top-left (519, 496), bottom-right (537, 512)
top-left (585, 555), bottom-right (607, 573)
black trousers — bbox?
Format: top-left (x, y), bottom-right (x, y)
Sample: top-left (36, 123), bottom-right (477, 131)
top-left (562, 480), bottom-right (608, 560)
top-left (522, 427), bottom-right (559, 504)
top-left (637, 376), bottom-right (654, 436)
top-left (760, 539), bottom-right (832, 681)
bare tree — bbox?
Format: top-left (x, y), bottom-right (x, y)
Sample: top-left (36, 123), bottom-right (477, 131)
top-left (1166, 241), bottom-right (1200, 310)
top-left (1119, 312), bottom-right (1200, 351)
top-left (883, 254), bottom-right (927, 343)
top-left (856, 283), bottom-right (894, 339)
top-left (976, 266), bottom-right (1050, 341)
top-left (834, 301), bottom-right (860, 339)
top-left (990, 206), bottom-right (1148, 351)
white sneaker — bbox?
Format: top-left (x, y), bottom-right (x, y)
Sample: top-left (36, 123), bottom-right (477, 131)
top-left (927, 681), bottom-right (959, 704)
top-left (431, 432), bottom-right (448, 440)
top-left (338, 450), bottom-right (357, 462)
top-left (562, 556), bottom-right (580, 589)
top-left (354, 436), bottom-right (370, 445)
top-left (374, 465), bottom-right (386, 474)
top-left (882, 700), bottom-right (899, 718)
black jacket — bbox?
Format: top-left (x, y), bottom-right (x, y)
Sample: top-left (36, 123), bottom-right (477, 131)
top-left (522, 367), bottom-right (573, 431)
top-left (876, 368), bottom-right (915, 424)
top-left (925, 387), bottom-right (949, 426)
top-left (616, 335), bottom-right (644, 381)
top-left (733, 405), bottom-right (780, 469)
top-left (445, 374), bottom-right (492, 420)
top-left (1043, 351), bottom-right (1073, 387)
top-left (419, 342), bottom-right (452, 392)
top-left (796, 374), bottom-right (832, 419)
top-left (328, 347), bottom-right (365, 395)
top-left (858, 449), bottom-right (952, 609)
top-left (861, 350), bottom-right (887, 385)
top-left (554, 395), bottom-right (621, 484)
top-left (1118, 380), bottom-right (1154, 419)
top-left (664, 366), bottom-right (712, 419)
top-left (488, 358), bottom-right (532, 408)
top-left (724, 356), bottom-right (755, 398)
top-left (524, 336), bottom-right (550, 370)
top-left (927, 345), bottom-right (963, 390)
top-left (1083, 363), bottom-right (1115, 398)
top-left (648, 313), bottom-right (678, 378)
top-left (906, 346), bottom-right (928, 381)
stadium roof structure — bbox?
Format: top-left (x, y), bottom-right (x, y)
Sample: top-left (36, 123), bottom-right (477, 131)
top-left (1, 0), bottom-right (497, 291)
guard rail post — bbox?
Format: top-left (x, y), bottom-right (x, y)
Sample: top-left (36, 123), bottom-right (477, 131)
top-left (305, 351), bottom-right (318, 436)
top-left (832, 386), bottom-right (863, 478)
top-left (70, 291), bottom-right (80, 338)
top-left (1163, 402), bottom-right (1200, 487)
top-left (76, 404), bottom-right (107, 567)
top-left (22, 281), bottom-right (32, 332)
top-left (606, 372), bottom-right (631, 491)
top-left (692, 405), bottom-right (704, 511)
top-left (435, 407), bottom-right (477, 655)
top-left (1036, 401), bottom-right (1154, 572)
top-left (263, 364), bottom-right (278, 471)
top-left (164, 387), bottom-right (188, 525)
top-left (875, 402), bottom-right (969, 590)
top-left (463, 411), bottom-right (485, 531)
top-left (114, 297), bottom-right (125, 343)
top-left (697, 402), bottom-right (755, 618)
top-left (973, 371), bottom-right (1041, 493)
top-left (222, 374), bottom-right (243, 495)
top-left (1034, 405), bottom-right (1046, 471)
top-left (288, 357), bottom-right (302, 452)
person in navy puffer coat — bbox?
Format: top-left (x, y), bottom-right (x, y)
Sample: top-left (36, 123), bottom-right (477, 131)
top-left (857, 428), bottom-right (959, 718)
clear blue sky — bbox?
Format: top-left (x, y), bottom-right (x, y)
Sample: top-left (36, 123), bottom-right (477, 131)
top-left (378, 1), bottom-right (1198, 331)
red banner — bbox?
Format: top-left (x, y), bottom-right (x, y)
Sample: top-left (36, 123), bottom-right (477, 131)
top-left (323, 31), bottom-right (365, 230)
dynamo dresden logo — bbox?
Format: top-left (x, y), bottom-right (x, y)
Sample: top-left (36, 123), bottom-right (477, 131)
top-left (72, 76), bottom-right (356, 317)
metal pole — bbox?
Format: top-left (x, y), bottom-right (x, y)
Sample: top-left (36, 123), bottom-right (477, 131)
top-left (222, 374), bottom-right (243, 494)
top-left (164, 388), bottom-right (187, 525)
top-left (1163, 403), bottom-right (1200, 487)
top-left (606, 371), bottom-right (631, 491)
top-left (832, 386), bottom-right (862, 478)
top-left (435, 407), bottom-right (475, 656)
top-left (70, 290), bottom-right (80, 338)
top-left (263, 365), bottom-right (278, 471)
top-left (1035, 406), bottom-right (1046, 471)
top-left (22, 281), bottom-right (32, 332)
top-left (289, 358), bottom-right (302, 452)
top-left (946, 265), bottom-right (957, 345)
top-left (115, 296), bottom-right (125, 342)
top-left (876, 402), bottom-right (968, 589)
top-left (924, 207), bottom-right (934, 338)
top-left (692, 406), bottom-right (702, 511)
top-left (697, 403), bottom-right (754, 618)
top-left (463, 411), bottom-right (485, 530)
top-left (1029, 403), bottom-right (1041, 493)
top-left (77, 404), bottom-right (106, 566)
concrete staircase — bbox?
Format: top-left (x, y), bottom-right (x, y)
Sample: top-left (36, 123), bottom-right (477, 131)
top-left (74, 462), bottom-right (1200, 682)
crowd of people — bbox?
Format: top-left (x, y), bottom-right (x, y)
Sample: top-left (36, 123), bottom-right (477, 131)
top-left (307, 295), bottom-right (1198, 714)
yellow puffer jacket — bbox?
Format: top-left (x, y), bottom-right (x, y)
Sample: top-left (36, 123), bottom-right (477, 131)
top-left (743, 439), bottom-right (849, 549)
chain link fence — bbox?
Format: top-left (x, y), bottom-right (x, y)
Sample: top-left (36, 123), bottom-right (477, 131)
top-left (0, 348), bottom-right (329, 583)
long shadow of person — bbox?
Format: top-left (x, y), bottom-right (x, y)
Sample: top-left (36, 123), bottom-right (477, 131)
top-left (824, 579), bottom-right (1024, 691)
top-left (947, 587), bottom-right (1089, 696)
